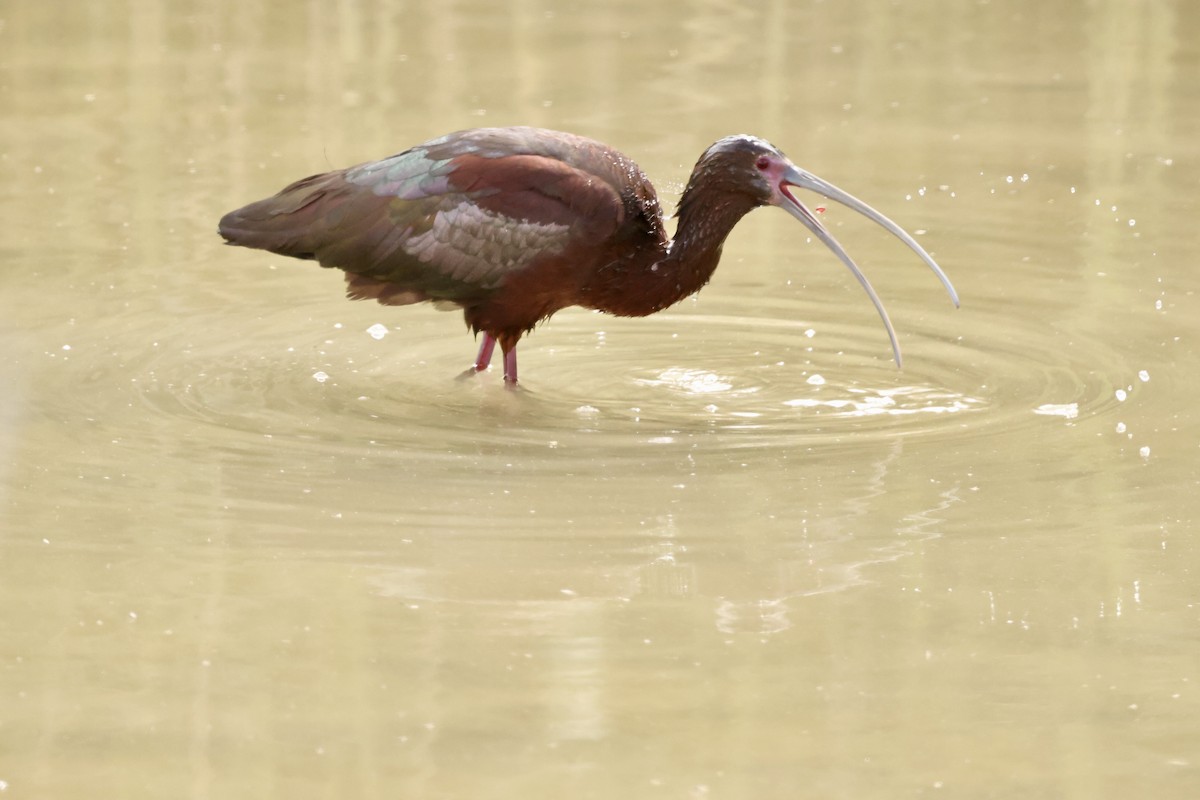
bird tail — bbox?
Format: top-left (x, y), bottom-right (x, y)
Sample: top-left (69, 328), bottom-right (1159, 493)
top-left (218, 171), bottom-right (350, 260)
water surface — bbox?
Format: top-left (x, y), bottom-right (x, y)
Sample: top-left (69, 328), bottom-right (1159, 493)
top-left (2, 1), bottom-right (1198, 798)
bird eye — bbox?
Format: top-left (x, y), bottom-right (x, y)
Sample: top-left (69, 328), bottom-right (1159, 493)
top-left (755, 156), bottom-right (770, 171)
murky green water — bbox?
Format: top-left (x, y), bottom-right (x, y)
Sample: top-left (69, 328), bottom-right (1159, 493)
top-left (2, 1), bottom-right (1198, 797)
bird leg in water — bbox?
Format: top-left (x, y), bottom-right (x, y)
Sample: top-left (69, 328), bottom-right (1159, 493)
top-left (474, 334), bottom-right (497, 372)
top-left (503, 347), bottom-right (518, 384)
top-left (471, 334), bottom-right (519, 384)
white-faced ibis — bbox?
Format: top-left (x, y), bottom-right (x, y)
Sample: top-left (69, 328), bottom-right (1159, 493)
top-left (219, 126), bottom-right (958, 383)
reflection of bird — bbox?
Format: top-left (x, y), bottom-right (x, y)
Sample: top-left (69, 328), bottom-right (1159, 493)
top-left (219, 126), bottom-right (958, 384)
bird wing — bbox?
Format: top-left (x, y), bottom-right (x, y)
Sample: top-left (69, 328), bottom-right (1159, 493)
top-left (219, 129), bottom-right (633, 306)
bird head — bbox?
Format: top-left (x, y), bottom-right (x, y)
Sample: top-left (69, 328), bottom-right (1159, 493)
top-left (696, 135), bottom-right (960, 367)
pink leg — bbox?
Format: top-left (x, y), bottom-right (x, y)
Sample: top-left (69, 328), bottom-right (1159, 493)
top-left (502, 347), bottom-right (518, 384)
top-left (474, 334), bottom-right (496, 372)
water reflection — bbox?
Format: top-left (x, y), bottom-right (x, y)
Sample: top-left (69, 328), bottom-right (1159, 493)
top-left (4, 0), bottom-right (1200, 796)
top-left (367, 431), bottom-right (962, 648)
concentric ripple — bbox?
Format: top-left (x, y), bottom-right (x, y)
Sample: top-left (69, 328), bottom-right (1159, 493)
top-left (50, 271), bottom-right (1141, 475)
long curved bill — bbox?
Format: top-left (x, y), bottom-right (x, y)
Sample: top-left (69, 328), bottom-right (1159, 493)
top-left (776, 164), bottom-right (959, 368)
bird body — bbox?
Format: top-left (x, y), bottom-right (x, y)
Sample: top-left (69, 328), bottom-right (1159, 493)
top-left (219, 126), bottom-right (958, 383)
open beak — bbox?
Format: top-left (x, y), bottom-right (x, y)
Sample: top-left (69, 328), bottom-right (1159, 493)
top-left (776, 163), bottom-right (959, 368)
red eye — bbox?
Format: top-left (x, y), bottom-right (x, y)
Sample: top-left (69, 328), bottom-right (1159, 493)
top-left (755, 156), bottom-right (770, 170)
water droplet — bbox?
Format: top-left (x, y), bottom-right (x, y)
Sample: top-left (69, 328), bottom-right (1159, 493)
top-left (313, 371), bottom-right (330, 383)
top-left (1115, 389), bottom-right (1127, 402)
top-left (1139, 446), bottom-right (1150, 458)
top-left (1138, 370), bottom-right (1149, 382)
top-left (366, 323), bottom-right (388, 340)
top-left (806, 374), bottom-right (826, 386)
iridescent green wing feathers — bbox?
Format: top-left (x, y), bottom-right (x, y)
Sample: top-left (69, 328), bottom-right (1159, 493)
top-left (218, 128), bottom-right (640, 306)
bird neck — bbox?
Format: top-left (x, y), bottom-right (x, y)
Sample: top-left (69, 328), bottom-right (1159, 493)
top-left (577, 178), bottom-right (758, 318)
top-left (666, 183), bottom-right (758, 273)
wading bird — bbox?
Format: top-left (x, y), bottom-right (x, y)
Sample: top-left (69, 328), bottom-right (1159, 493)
top-left (219, 126), bottom-right (958, 384)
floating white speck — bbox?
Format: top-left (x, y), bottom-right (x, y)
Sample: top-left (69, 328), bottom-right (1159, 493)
top-left (804, 328), bottom-right (816, 338)
top-left (313, 371), bottom-right (330, 383)
top-left (575, 405), bottom-right (600, 416)
top-left (366, 323), bottom-right (389, 340)
top-left (1139, 446), bottom-right (1150, 458)
top-left (1116, 422), bottom-right (1126, 433)
top-left (1115, 389), bottom-right (1127, 402)
top-left (1033, 403), bottom-right (1078, 419)
top-left (806, 374), bottom-right (826, 386)
top-left (1155, 299), bottom-right (1163, 310)
top-left (1138, 370), bottom-right (1149, 382)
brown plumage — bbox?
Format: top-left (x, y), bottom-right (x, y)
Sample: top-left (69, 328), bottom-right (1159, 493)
top-left (219, 126), bottom-right (958, 383)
